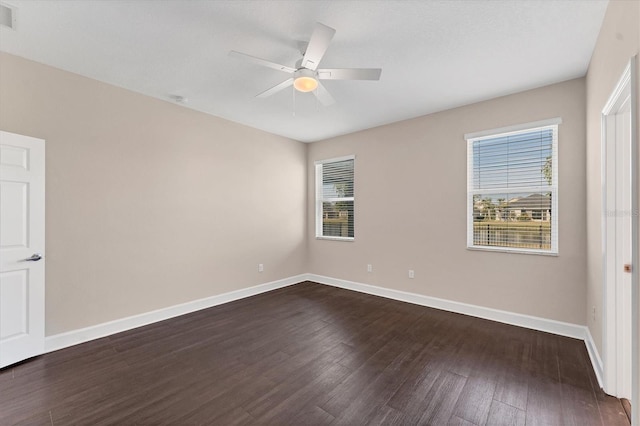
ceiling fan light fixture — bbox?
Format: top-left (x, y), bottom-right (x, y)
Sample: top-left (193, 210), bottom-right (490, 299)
top-left (293, 69), bottom-right (318, 92)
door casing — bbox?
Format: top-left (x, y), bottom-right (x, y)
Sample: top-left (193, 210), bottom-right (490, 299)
top-left (601, 56), bottom-right (638, 423)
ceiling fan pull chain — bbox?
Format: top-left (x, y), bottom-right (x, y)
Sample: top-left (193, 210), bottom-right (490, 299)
top-left (292, 86), bottom-right (296, 117)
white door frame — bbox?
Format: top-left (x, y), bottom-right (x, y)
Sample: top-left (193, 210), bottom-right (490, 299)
top-left (601, 55), bottom-right (638, 421)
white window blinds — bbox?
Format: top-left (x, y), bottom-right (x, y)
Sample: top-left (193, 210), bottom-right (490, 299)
top-left (466, 122), bottom-right (559, 254)
top-left (315, 156), bottom-right (355, 240)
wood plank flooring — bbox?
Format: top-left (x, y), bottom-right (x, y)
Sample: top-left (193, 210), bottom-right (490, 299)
top-left (0, 281), bottom-right (630, 425)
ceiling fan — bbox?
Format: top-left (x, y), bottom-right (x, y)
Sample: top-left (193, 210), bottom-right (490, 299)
top-left (229, 22), bottom-right (382, 106)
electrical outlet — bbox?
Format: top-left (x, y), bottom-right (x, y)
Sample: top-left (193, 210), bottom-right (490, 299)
top-left (408, 270), bottom-right (415, 279)
top-left (367, 264), bottom-right (373, 273)
top-left (258, 263), bottom-right (264, 272)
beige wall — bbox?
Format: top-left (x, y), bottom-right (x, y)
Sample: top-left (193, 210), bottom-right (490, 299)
top-left (585, 0), bottom-right (639, 354)
top-left (307, 78), bottom-right (587, 325)
top-left (0, 53), bottom-right (307, 335)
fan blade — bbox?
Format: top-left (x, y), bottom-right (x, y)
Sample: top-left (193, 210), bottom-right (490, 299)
top-left (229, 51), bottom-right (296, 73)
top-left (301, 23), bottom-right (336, 71)
top-left (256, 78), bottom-right (294, 98)
top-left (313, 82), bottom-right (336, 106)
top-left (317, 68), bottom-right (382, 80)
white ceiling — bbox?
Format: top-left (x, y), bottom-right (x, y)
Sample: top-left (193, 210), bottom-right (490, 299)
top-left (0, 0), bottom-right (608, 142)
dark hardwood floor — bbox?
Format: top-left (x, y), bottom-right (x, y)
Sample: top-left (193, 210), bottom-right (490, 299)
top-left (0, 281), bottom-right (630, 425)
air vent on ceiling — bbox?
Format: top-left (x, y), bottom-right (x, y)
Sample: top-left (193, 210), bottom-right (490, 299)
top-left (0, 3), bottom-right (16, 30)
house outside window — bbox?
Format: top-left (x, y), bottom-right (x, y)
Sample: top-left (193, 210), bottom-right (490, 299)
top-left (315, 156), bottom-right (355, 240)
top-left (466, 119), bottom-right (560, 254)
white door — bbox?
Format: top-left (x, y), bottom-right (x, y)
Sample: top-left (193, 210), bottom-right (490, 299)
top-left (0, 131), bottom-right (45, 368)
top-left (613, 94), bottom-right (632, 401)
top-left (602, 62), bottom-right (634, 401)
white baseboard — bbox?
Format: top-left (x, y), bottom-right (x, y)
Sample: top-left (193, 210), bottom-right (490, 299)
top-left (306, 273), bottom-right (605, 387)
top-left (44, 272), bottom-right (605, 391)
top-left (45, 274), bottom-right (305, 354)
top-left (584, 326), bottom-right (604, 388)
top-left (308, 274), bottom-right (585, 338)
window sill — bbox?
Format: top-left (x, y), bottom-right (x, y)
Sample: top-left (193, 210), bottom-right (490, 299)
top-left (466, 246), bottom-right (558, 256)
top-left (316, 236), bottom-right (355, 242)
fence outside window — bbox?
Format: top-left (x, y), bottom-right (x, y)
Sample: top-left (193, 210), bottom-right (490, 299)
top-left (472, 222), bottom-right (551, 250)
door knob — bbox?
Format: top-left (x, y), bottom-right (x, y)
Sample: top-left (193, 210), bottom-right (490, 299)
top-left (24, 253), bottom-right (42, 262)
top-left (624, 264), bottom-right (632, 273)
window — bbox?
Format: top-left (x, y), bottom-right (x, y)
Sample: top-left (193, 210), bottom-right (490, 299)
top-left (466, 120), bottom-right (559, 254)
top-left (315, 156), bottom-right (355, 240)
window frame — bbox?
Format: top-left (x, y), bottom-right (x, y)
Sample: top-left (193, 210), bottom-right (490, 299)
top-left (465, 119), bottom-right (560, 255)
top-left (315, 155), bottom-right (355, 241)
